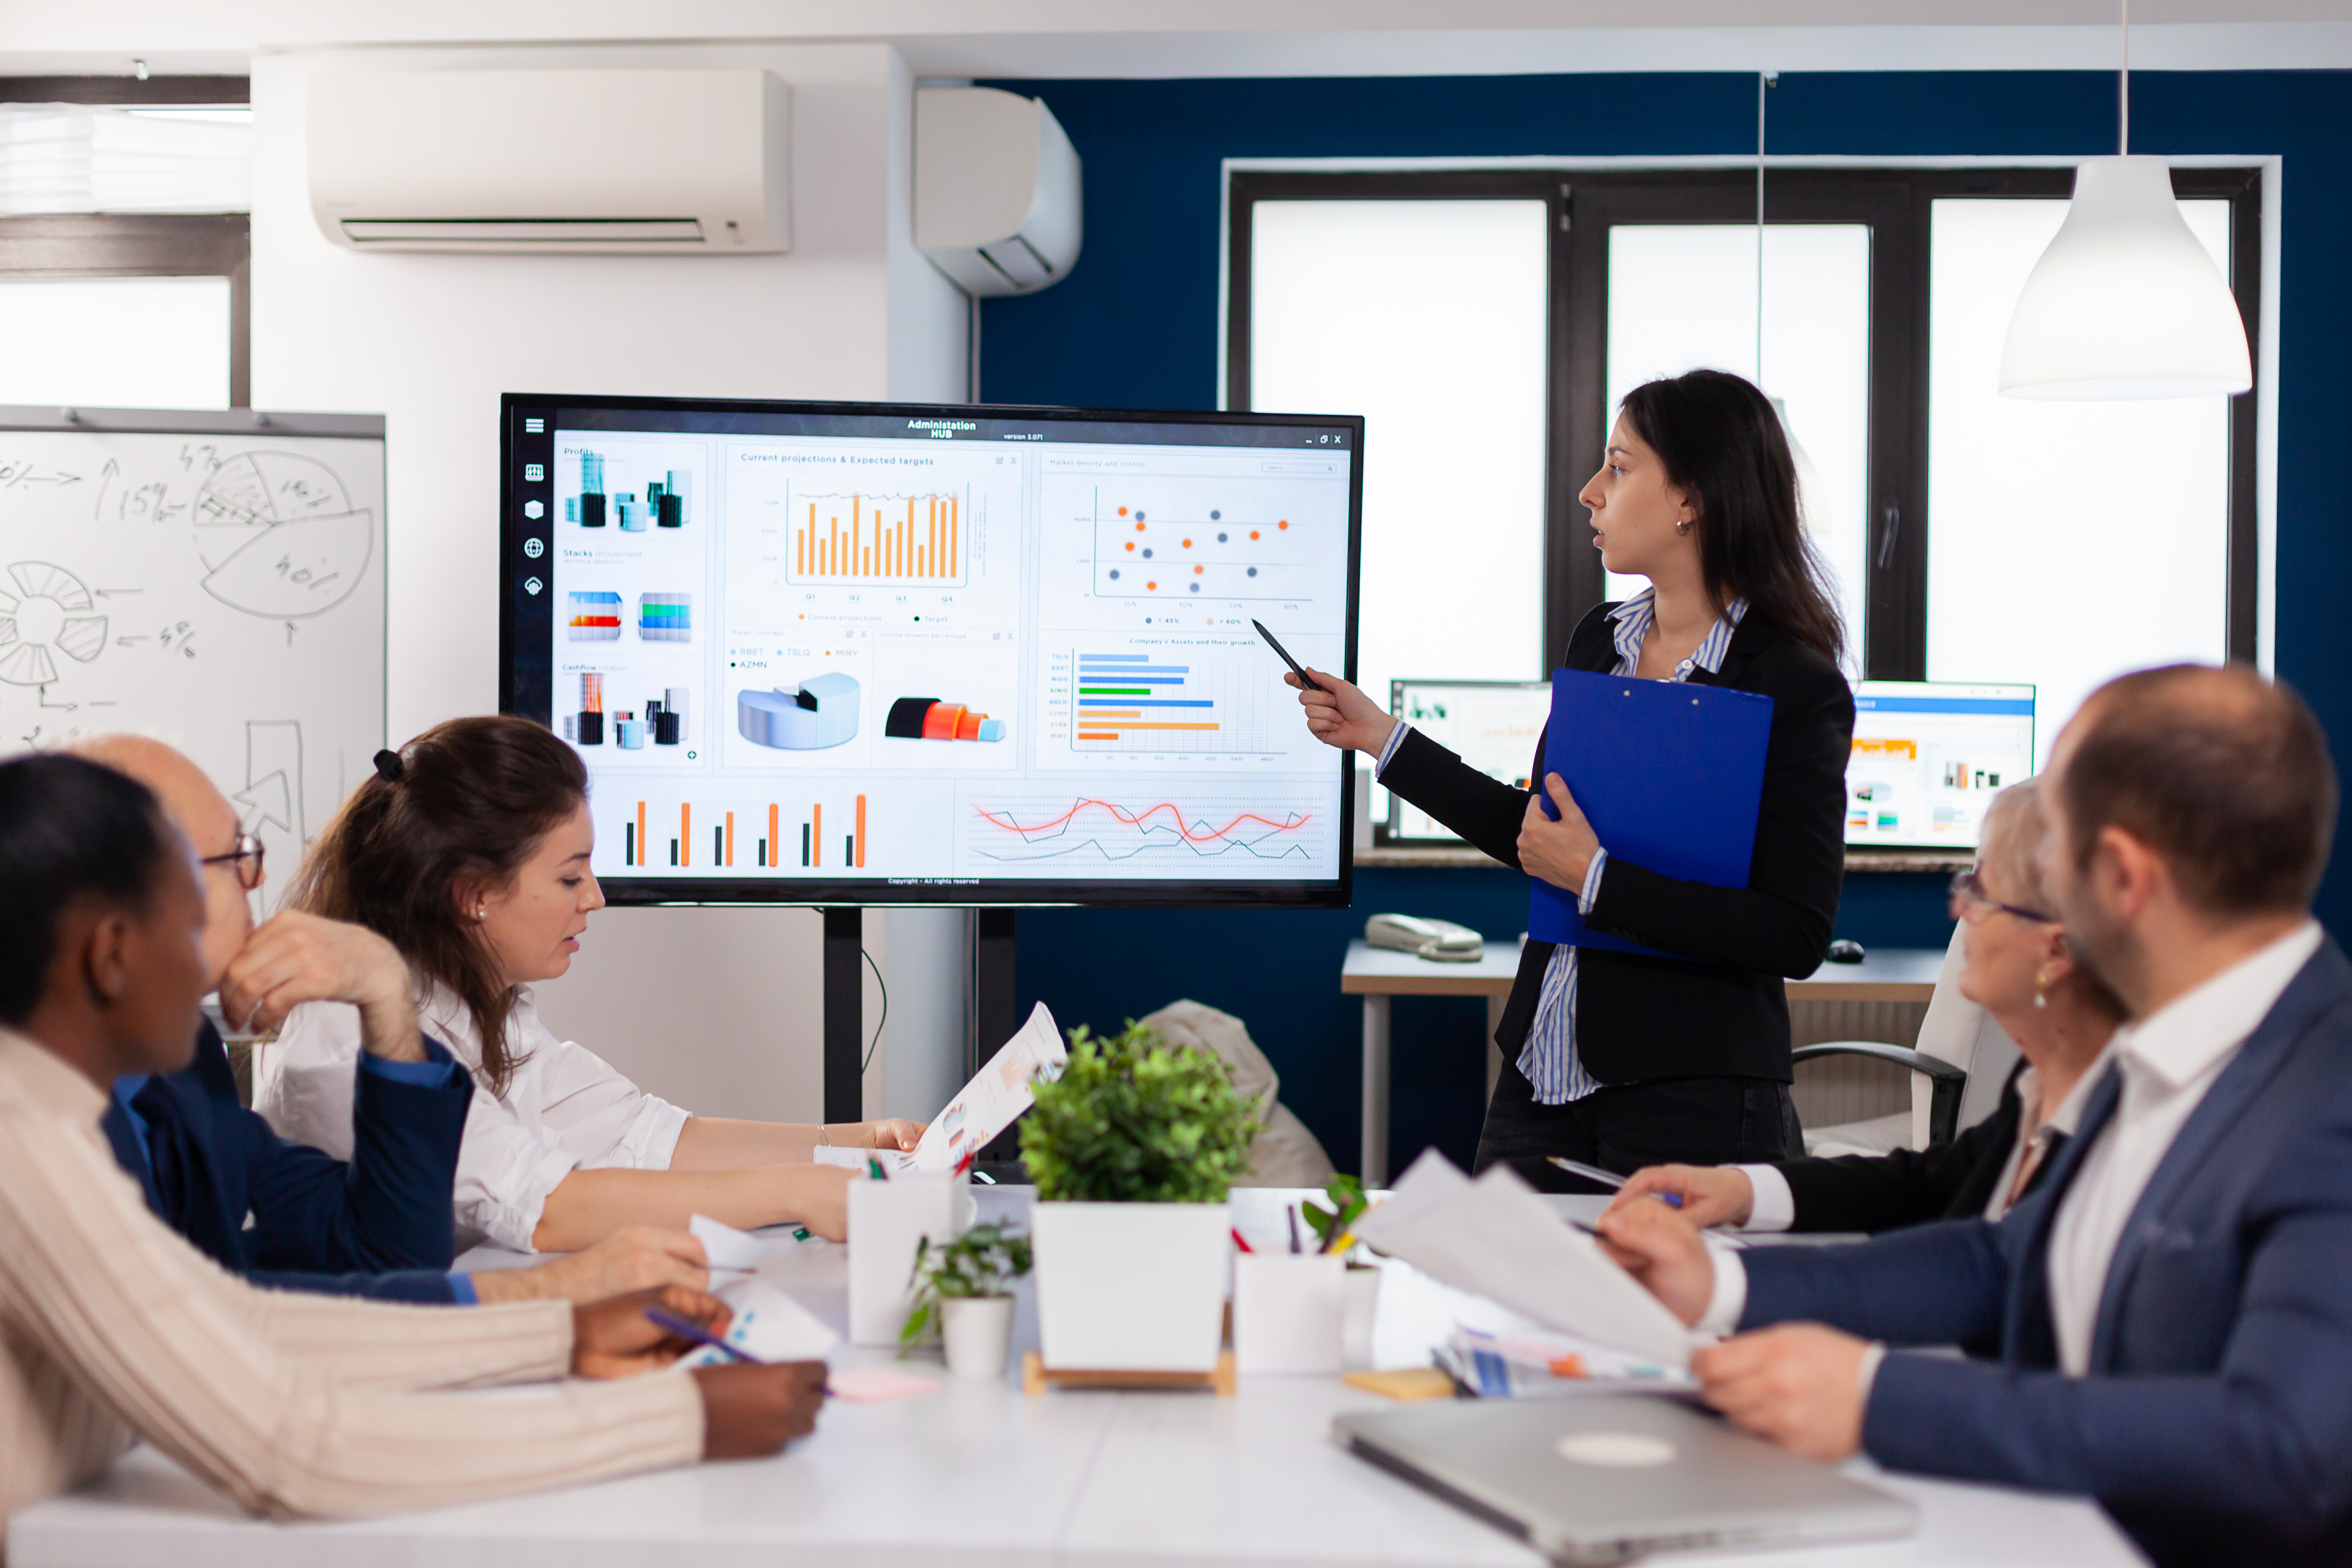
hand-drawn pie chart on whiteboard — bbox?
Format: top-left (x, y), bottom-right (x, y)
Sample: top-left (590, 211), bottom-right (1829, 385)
top-left (0, 562), bottom-right (109, 686)
top-left (194, 451), bottom-right (374, 619)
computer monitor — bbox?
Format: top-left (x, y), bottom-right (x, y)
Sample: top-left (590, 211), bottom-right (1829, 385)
top-left (499, 395), bottom-right (1361, 907)
top-left (1382, 678), bottom-right (1553, 844)
top-left (1845, 681), bottom-right (2037, 850)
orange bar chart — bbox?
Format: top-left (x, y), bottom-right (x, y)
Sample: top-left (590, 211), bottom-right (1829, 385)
top-left (790, 489), bottom-right (967, 586)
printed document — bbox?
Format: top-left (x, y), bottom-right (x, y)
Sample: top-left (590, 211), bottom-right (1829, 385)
top-left (1355, 1150), bottom-right (1697, 1368)
top-left (815, 1000), bottom-right (1067, 1176)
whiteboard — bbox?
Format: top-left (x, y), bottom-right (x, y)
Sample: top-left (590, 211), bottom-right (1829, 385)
top-left (0, 408), bottom-right (386, 905)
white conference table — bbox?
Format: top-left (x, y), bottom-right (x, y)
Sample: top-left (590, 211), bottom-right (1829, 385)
top-left (12, 1189), bottom-right (2146, 1568)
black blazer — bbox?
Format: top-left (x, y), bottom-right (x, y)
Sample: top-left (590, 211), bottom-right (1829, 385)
top-left (1776, 1062), bottom-right (2041, 1234)
top-left (1379, 601), bottom-right (1853, 1085)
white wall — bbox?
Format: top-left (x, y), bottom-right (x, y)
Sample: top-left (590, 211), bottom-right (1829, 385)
top-left (251, 40), bottom-right (968, 1120)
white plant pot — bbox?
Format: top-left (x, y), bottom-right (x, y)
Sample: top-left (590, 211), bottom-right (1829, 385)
top-left (939, 1294), bottom-right (1017, 1379)
top-left (1031, 1200), bottom-right (1231, 1372)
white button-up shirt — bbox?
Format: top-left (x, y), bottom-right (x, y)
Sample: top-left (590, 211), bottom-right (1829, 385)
top-left (2045, 919), bottom-right (2322, 1372)
top-left (255, 984), bottom-right (692, 1253)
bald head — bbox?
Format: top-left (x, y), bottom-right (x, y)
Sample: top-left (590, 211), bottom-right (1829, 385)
top-left (70, 735), bottom-right (252, 985)
top-left (2053, 664), bottom-right (2336, 918)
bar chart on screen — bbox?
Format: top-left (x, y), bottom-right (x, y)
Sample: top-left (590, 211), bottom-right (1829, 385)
top-left (958, 787), bottom-right (1331, 875)
top-left (787, 486), bottom-right (974, 588)
top-left (612, 794), bottom-right (869, 873)
top-left (1046, 644), bottom-right (1273, 755)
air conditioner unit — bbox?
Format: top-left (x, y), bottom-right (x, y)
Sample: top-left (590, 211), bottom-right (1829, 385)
top-left (307, 70), bottom-right (789, 254)
top-left (915, 88), bottom-right (1081, 297)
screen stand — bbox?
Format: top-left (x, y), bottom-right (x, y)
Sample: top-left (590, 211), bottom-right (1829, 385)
top-left (822, 907), bottom-right (863, 1124)
top-left (971, 909), bottom-right (1024, 1173)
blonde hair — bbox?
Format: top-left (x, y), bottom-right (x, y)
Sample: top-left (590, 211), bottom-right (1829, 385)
top-left (1974, 778), bottom-right (2125, 1023)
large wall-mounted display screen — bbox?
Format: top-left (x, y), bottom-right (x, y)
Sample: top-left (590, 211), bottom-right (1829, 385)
top-left (500, 396), bottom-right (1360, 907)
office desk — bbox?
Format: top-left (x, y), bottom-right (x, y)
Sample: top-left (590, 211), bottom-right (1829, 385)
top-left (13, 1189), bottom-right (2140, 1568)
top-left (1345, 942), bottom-right (1949, 1185)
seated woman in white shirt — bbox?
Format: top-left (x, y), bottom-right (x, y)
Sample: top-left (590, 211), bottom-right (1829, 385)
top-left (255, 716), bottom-right (919, 1253)
top-left (1607, 777), bottom-right (2122, 1235)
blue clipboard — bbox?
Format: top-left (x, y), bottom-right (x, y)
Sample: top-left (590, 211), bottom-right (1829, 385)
top-left (1528, 668), bottom-right (1774, 959)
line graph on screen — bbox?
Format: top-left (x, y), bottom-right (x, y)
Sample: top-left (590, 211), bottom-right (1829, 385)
top-left (963, 792), bottom-right (1325, 868)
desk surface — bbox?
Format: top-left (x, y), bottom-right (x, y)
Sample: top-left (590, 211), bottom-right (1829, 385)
top-left (13, 1189), bottom-right (2139, 1568)
top-left (1342, 939), bottom-right (1947, 1001)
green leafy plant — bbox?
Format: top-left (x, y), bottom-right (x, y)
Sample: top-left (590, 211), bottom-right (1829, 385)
top-left (899, 1222), bottom-right (1033, 1348)
top-left (1300, 1173), bottom-right (1369, 1251)
top-left (1019, 1019), bottom-right (1260, 1203)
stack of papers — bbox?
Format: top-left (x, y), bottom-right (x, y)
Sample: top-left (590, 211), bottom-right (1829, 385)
top-left (816, 1001), bottom-right (1067, 1176)
top-left (1435, 1327), bottom-right (1692, 1399)
top-left (1353, 1151), bottom-right (1698, 1369)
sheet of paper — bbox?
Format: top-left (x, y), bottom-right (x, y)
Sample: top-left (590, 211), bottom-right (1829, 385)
top-left (903, 1000), bottom-right (1066, 1173)
top-left (812, 1145), bottom-right (913, 1175)
top-left (826, 1365), bottom-right (942, 1403)
top-left (690, 1212), bottom-right (774, 1272)
top-left (678, 1279), bottom-right (841, 1370)
top-left (1354, 1150), bottom-right (1697, 1368)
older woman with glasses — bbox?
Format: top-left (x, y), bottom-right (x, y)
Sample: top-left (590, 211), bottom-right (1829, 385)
top-left (1610, 777), bottom-right (2124, 1235)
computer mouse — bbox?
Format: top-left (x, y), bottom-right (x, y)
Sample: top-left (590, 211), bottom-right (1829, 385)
top-left (1825, 939), bottom-right (1867, 964)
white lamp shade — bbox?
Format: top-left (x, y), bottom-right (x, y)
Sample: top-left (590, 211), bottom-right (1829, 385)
top-left (1999, 156), bottom-right (2251, 401)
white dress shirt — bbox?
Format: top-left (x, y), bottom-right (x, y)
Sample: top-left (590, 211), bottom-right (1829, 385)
top-left (1731, 1045), bottom-right (2112, 1232)
top-left (2045, 920), bottom-right (2321, 1373)
top-left (256, 984), bottom-right (692, 1253)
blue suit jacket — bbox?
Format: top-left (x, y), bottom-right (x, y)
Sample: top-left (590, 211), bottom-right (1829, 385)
top-left (102, 1019), bottom-right (475, 1304)
top-left (1740, 936), bottom-right (2352, 1565)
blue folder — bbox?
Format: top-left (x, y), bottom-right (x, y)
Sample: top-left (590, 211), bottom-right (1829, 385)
top-left (1528, 668), bottom-right (1775, 959)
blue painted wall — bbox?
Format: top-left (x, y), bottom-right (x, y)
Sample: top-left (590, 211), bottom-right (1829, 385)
top-left (991, 69), bottom-right (2352, 1174)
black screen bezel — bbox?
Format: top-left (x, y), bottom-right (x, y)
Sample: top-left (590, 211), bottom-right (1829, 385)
top-left (499, 392), bottom-right (1361, 908)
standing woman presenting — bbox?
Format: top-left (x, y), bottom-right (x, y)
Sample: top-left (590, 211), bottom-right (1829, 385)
top-left (1295, 370), bottom-right (1853, 1186)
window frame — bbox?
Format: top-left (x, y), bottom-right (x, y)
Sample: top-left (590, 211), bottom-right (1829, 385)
top-left (1225, 164), bottom-right (2262, 683)
top-left (0, 75), bottom-right (252, 409)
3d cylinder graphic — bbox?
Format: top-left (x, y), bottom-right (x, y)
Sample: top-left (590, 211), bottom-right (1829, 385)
top-left (616, 712), bottom-right (645, 748)
top-left (639, 593), bottom-right (691, 642)
top-left (884, 696), bottom-right (1005, 742)
top-left (739, 673), bottom-right (860, 749)
top-left (567, 591), bottom-right (622, 640)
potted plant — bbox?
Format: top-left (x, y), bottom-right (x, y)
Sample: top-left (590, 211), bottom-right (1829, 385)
top-left (900, 1222), bottom-right (1032, 1378)
top-left (1020, 1019), bottom-right (1259, 1372)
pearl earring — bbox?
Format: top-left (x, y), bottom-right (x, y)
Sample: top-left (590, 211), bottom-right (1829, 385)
top-left (2033, 970), bottom-right (2050, 1009)
top-left (474, 906), bottom-right (487, 921)
top-left (1675, 519), bottom-right (1693, 535)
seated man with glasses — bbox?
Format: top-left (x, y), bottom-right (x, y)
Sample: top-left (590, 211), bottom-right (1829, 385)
top-left (71, 736), bottom-right (711, 1306)
top-left (1609, 778), bottom-right (2125, 1238)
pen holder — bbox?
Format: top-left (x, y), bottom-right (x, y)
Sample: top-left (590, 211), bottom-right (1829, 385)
top-left (847, 1174), bottom-right (976, 1346)
top-left (1233, 1253), bottom-right (1345, 1375)
top-left (1341, 1262), bottom-right (1382, 1370)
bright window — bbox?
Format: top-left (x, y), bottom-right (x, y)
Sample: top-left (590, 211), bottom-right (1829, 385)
top-left (0, 276), bottom-right (232, 409)
top-left (1248, 199), bottom-right (1551, 802)
top-left (1926, 199), bottom-right (2234, 765)
top-left (1605, 224), bottom-right (1872, 675)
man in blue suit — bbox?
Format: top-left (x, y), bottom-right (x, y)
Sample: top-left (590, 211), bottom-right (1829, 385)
top-left (1602, 664), bottom-right (2352, 1565)
top-left (83, 736), bottom-right (712, 1306)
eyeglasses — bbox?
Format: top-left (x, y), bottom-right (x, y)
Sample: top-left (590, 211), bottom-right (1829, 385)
top-left (1947, 868), bottom-right (2053, 926)
top-left (199, 833), bottom-right (266, 892)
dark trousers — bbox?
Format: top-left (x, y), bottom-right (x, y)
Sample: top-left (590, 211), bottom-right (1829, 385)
top-left (1472, 1060), bottom-right (1800, 1193)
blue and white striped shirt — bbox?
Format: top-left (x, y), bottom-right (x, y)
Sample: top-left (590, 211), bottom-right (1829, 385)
top-left (1377, 588), bottom-right (1749, 1105)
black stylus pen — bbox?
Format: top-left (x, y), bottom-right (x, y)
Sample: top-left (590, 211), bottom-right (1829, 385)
top-left (1252, 619), bottom-right (1328, 694)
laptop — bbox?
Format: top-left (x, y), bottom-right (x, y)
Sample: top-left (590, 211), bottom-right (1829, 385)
top-left (1336, 1396), bottom-right (1917, 1565)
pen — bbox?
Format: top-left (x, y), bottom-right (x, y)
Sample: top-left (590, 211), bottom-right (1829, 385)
top-left (645, 1306), bottom-right (757, 1363)
top-left (1547, 1155), bottom-right (1683, 1208)
top-left (1251, 619), bottom-right (1328, 695)
top-left (868, 1155), bottom-right (888, 1180)
top-left (1287, 1205), bottom-right (1304, 1255)
top-left (1230, 1228), bottom-right (1255, 1254)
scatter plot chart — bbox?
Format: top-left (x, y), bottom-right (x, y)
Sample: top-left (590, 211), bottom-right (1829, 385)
top-left (1077, 485), bottom-right (1318, 601)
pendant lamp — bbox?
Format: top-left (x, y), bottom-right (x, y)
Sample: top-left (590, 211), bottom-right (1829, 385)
top-left (1998, 2), bottom-right (2250, 400)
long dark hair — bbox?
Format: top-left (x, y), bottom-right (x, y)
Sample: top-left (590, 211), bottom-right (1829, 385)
top-left (290, 716), bottom-right (586, 1093)
top-left (0, 754), bottom-right (173, 1024)
top-left (1617, 369), bottom-right (1845, 666)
